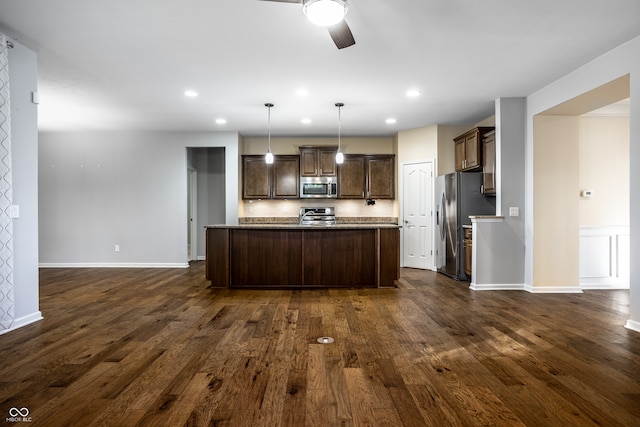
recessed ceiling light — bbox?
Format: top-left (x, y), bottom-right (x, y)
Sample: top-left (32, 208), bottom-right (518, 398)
top-left (386, 118), bottom-right (397, 124)
top-left (406, 89), bottom-right (421, 98)
top-left (184, 90), bottom-right (198, 98)
top-left (301, 118), bottom-right (312, 124)
top-left (215, 118), bottom-right (227, 125)
top-left (296, 88), bottom-right (310, 96)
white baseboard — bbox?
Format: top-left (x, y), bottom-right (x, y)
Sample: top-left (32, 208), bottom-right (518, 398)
top-left (197, 256), bottom-right (206, 261)
top-left (0, 311), bottom-right (43, 336)
top-left (524, 284), bottom-right (583, 293)
top-left (580, 281), bottom-right (630, 290)
top-left (625, 319), bottom-right (640, 334)
top-left (39, 262), bottom-right (189, 269)
top-left (470, 283), bottom-right (525, 291)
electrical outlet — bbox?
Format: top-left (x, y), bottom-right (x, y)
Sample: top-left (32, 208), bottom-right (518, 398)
top-left (114, 244), bottom-right (120, 252)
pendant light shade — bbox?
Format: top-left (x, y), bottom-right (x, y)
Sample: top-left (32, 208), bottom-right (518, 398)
top-left (303, 0), bottom-right (348, 27)
top-left (265, 103), bottom-right (274, 164)
top-left (335, 102), bottom-right (344, 164)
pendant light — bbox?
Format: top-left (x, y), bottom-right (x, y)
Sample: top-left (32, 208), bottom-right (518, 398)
top-left (335, 102), bottom-right (344, 164)
top-left (265, 103), bottom-right (274, 164)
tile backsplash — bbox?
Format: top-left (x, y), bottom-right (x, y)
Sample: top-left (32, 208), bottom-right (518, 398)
top-left (240, 199), bottom-right (397, 218)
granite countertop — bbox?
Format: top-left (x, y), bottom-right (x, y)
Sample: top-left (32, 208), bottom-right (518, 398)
top-left (205, 223), bottom-right (401, 229)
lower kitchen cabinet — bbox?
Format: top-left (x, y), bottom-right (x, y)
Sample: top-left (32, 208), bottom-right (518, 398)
top-left (463, 227), bottom-right (473, 278)
top-left (206, 225), bottom-right (400, 288)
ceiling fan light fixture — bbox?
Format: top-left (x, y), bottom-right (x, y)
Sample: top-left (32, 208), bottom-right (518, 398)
top-left (303, 0), bottom-right (348, 27)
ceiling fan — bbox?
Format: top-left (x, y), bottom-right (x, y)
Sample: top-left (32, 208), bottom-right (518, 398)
top-left (260, 0), bottom-right (356, 49)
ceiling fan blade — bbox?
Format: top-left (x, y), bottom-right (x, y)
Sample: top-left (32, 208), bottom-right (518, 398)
top-left (258, 0), bottom-right (301, 3)
top-left (327, 20), bottom-right (356, 49)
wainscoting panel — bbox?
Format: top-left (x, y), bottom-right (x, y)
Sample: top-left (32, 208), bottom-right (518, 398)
top-left (580, 225), bottom-right (629, 289)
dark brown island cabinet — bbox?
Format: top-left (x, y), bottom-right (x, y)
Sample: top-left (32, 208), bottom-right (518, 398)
top-left (205, 225), bottom-right (400, 288)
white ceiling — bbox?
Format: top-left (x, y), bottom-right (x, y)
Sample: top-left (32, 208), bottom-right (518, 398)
top-left (1, 0), bottom-right (639, 137)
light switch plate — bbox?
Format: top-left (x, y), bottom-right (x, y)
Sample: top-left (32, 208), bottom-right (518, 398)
top-left (10, 205), bottom-right (19, 218)
top-left (509, 207), bottom-right (519, 217)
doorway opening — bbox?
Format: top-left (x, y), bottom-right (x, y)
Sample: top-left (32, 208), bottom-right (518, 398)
top-left (186, 147), bottom-right (226, 261)
top-left (532, 75), bottom-right (630, 289)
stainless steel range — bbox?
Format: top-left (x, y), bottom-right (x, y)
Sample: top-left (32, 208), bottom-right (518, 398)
top-left (299, 207), bottom-right (336, 226)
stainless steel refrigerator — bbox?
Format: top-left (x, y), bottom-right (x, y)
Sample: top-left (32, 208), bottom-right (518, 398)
top-left (435, 172), bottom-right (495, 280)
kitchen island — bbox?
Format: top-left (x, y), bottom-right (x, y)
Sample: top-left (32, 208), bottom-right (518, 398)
top-left (205, 224), bottom-right (400, 288)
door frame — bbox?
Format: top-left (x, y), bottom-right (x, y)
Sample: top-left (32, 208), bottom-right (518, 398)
top-left (188, 167), bottom-right (198, 261)
top-left (400, 159), bottom-right (436, 270)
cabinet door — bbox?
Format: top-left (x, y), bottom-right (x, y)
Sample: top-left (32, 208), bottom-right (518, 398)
top-left (465, 132), bottom-right (480, 169)
top-left (273, 156), bottom-right (300, 199)
top-left (482, 131), bottom-right (496, 195)
top-left (300, 149), bottom-right (318, 177)
top-left (455, 137), bottom-right (466, 171)
top-left (243, 156), bottom-right (271, 199)
top-left (338, 155), bottom-right (366, 198)
top-left (464, 238), bottom-right (472, 277)
top-left (366, 156), bottom-right (395, 199)
top-left (319, 149), bottom-right (337, 176)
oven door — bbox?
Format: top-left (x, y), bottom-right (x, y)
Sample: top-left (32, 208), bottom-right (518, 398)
top-left (301, 182), bottom-right (330, 198)
top-left (300, 178), bottom-right (337, 198)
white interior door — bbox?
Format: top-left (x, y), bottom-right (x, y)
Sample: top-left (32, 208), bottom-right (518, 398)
top-left (402, 161), bottom-right (434, 269)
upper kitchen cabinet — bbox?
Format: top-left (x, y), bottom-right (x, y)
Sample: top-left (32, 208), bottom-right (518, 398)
top-left (272, 156), bottom-right (300, 199)
top-left (454, 127), bottom-right (494, 172)
top-left (366, 155), bottom-right (395, 199)
top-left (337, 155), bottom-right (366, 198)
top-left (300, 146), bottom-right (337, 177)
top-left (481, 130), bottom-right (496, 195)
top-left (242, 155), bottom-right (300, 199)
top-left (242, 156), bottom-right (270, 199)
top-left (337, 155), bottom-right (395, 199)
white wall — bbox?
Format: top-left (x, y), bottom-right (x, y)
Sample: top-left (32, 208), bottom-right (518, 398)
top-left (5, 40), bottom-right (41, 332)
top-left (526, 35), bottom-right (640, 330)
top-left (39, 131), bottom-right (239, 267)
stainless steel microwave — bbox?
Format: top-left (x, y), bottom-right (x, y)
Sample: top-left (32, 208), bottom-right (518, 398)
top-left (300, 176), bottom-right (338, 198)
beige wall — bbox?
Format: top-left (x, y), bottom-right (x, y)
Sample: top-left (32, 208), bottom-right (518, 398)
top-left (436, 125), bottom-right (472, 175)
top-left (579, 116), bottom-right (630, 226)
top-left (242, 136), bottom-right (394, 155)
top-left (396, 125), bottom-right (438, 166)
top-left (533, 116), bottom-right (580, 286)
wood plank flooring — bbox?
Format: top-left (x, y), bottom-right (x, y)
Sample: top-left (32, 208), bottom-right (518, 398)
top-left (1, 263), bottom-right (640, 426)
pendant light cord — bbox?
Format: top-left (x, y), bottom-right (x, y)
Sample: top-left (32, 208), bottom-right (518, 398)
top-left (336, 102), bottom-right (344, 152)
top-left (338, 105), bottom-right (341, 150)
top-left (267, 103), bottom-right (272, 151)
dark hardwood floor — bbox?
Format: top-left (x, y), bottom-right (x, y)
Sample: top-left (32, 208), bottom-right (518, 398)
top-left (1, 263), bottom-right (639, 426)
